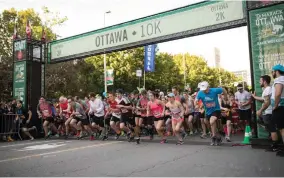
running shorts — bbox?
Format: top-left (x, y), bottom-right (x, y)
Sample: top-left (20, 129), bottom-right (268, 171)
top-left (206, 110), bottom-right (221, 120)
top-left (90, 115), bottom-right (104, 127)
top-left (44, 117), bottom-right (54, 123)
top-left (110, 116), bottom-right (120, 123)
top-left (74, 116), bottom-right (89, 125)
top-left (221, 111), bottom-right (232, 124)
top-left (238, 109), bottom-right (252, 121)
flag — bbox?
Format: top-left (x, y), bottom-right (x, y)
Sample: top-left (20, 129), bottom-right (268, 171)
top-left (41, 26), bottom-right (46, 41)
top-left (26, 19), bottom-right (32, 38)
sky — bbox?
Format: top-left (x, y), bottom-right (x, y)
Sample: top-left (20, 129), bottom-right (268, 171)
top-left (0, 0), bottom-right (251, 73)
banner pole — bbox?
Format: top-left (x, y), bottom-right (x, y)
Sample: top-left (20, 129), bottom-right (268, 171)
top-left (143, 70), bottom-right (145, 89)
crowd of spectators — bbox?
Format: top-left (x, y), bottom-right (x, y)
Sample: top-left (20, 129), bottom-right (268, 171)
top-left (0, 99), bottom-right (37, 141)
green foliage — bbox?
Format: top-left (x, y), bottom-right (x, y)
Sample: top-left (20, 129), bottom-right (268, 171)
top-left (55, 49), bottom-right (241, 98)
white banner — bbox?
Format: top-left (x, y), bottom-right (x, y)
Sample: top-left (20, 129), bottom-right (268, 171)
top-left (49, 1), bottom-right (245, 62)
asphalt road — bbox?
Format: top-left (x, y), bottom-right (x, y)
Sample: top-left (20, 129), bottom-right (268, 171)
top-left (0, 135), bottom-right (283, 177)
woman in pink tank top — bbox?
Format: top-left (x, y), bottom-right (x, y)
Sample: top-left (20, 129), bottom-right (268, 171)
top-left (147, 91), bottom-right (167, 143)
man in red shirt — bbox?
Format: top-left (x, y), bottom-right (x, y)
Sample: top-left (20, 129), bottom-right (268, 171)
top-left (38, 96), bottom-right (59, 139)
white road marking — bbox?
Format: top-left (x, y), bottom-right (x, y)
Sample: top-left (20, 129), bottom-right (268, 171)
top-left (13, 141), bottom-right (72, 151)
top-left (0, 141), bottom-right (122, 163)
top-left (43, 154), bottom-right (56, 158)
top-left (0, 140), bottom-right (58, 148)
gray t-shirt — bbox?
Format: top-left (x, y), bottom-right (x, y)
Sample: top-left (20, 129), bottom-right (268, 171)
top-left (235, 90), bottom-right (251, 110)
top-left (74, 102), bottom-right (87, 119)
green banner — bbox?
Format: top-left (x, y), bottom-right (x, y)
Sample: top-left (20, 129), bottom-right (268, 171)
top-left (249, 4), bottom-right (284, 138)
top-left (106, 69), bottom-right (114, 86)
top-left (13, 61), bottom-right (26, 107)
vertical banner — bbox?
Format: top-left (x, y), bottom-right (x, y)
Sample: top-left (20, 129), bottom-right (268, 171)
top-left (249, 3), bottom-right (284, 138)
top-left (13, 61), bottom-right (26, 107)
top-left (144, 44), bottom-right (157, 72)
top-left (106, 69), bottom-right (114, 86)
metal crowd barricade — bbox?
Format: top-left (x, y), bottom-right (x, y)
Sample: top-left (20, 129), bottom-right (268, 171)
top-left (0, 114), bottom-right (22, 140)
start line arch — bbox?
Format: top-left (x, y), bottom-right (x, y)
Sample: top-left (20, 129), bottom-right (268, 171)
top-left (12, 0), bottom-right (284, 139)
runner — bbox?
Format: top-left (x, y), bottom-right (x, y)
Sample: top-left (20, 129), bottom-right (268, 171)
top-left (172, 86), bottom-right (181, 102)
top-left (230, 95), bottom-right (240, 134)
top-left (135, 89), bottom-right (148, 144)
top-left (234, 84), bottom-right (252, 131)
top-left (196, 81), bottom-right (228, 146)
top-left (107, 92), bottom-right (122, 140)
top-left (89, 93), bottom-right (107, 140)
top-left (219, 92), bottom-right (232, 142)
top-left (147, 91), bottom-right (167, 143)
top-left (58, 96), bottom-right (72, 138)
top-left (183, 92), bottom-right (195, 135)
top-left (166, 93), bottom-right (185, 145)
top-left (38, 96), bottom-right (59, 139)
top-left (69, 98), bottom-right (93, 139)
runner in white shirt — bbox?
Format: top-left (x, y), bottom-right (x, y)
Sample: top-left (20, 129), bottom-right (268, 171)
top-left (234, 84), bottom-right (252, 130)
top-left (89, 93), bottom-right (107, 140)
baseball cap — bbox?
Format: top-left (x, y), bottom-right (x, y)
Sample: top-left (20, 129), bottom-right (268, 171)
top-left (272, 64), bottom-right (284, 72)
top-left (199, 81), bottom-right (209, 91)
top-left (167, 93), bottom-right (175, 97)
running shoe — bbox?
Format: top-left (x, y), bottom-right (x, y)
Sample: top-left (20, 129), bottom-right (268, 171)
top-left (136, 138), bottom-right (141, 144)
top-left (265, 144), bottom-right (279, 152)
top-left (128, 136), bottom-right (134, 142)
top-left (225, 136), bottom-right (231, 142)
top-left (215, 136), bottom-right (222, 146)
top-left (149, 134), bottom-right (154, 140)
top-left (90, 135), bottom-right (95, 141)
top-left (115, 133), bottom-right (120, 140)
top-left (127, 132), bottom-right (131, 140)
top-left (176, 140), bottom-right (184, 145)
top-left (200, 134), bottom-right (207, 139)
top-left (181, 132), bottom-right (186, 139)
top-left (276, 150), bottom-right (284, 157)
top-left (76, 130), bottom-right (81, 137)
top-left (210, 137), bottom-right (216, 146)
top-left (160, 139), bottom-right (167, 144)
top-left (102, 135), bottom-right (108, 141)
top-left (189, 131), bottom-right (193, 135)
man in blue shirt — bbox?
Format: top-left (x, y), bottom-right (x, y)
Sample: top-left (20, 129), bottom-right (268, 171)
top-left (196, 81), bottom-right (228, 146)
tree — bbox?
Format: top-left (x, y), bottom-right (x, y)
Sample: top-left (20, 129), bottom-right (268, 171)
top-left (173, 53), bottom-right (240, 91)
top-left (0, 7), bottom-right (67, 101)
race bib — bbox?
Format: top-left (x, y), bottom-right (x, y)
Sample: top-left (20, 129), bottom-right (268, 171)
top-left (153, 111), bottom-right (161, 118)
top-left (205, 102), bottom-right (215, 108)
top-left (42, 110), bottom-right (49, 117)
top-left (121, 109), bottom-right (128, 113)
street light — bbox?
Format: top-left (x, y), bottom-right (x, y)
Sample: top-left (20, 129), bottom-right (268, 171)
top-left (104, 10), bottom-right (111, 93)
